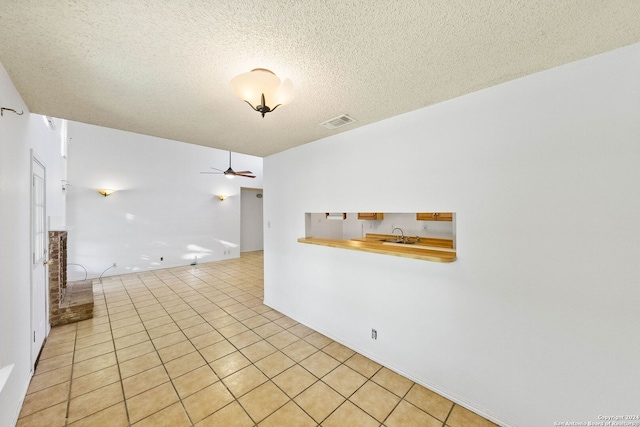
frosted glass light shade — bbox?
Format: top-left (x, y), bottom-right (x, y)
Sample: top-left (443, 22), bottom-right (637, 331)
top-left (273, 78), bottom-right (294, 106)
top-left (230, 68), bottom-right (294, 109)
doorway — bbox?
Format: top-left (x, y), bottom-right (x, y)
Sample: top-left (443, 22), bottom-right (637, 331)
top-left (31, 152), bottom-right (48, 369)
top-left (240, 188), bottom-right (264, 252)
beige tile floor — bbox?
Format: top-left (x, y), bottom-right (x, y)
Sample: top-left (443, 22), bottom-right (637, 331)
top-left (18, 251), bottom-right (497, 427)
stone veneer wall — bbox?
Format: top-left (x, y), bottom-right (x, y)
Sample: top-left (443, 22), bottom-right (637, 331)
top-left (48, 230), bottom-right (66, 319)
top-left (48, 230), bottom-right (93, 326)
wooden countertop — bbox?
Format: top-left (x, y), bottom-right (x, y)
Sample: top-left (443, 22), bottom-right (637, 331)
top-left (297, 236), bottom-right (456, 263)
top-left (353, 233), bottom-right (454, 248)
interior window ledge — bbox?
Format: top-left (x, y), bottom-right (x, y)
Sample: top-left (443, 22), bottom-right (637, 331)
top-left (0, 364), bottom-right (15, 395)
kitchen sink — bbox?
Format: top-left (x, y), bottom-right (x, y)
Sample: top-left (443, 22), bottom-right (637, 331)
top-left (381, 239), bottom-right (416, 244)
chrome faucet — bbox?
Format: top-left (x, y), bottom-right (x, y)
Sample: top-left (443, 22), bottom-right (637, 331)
top-left (392, 227), bottom-right (405, 242)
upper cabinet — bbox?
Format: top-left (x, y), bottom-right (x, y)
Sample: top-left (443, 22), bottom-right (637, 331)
top-left (416, 212), bottom-right (453, 221)
top-left (357, 212), bottom-right (384, 220)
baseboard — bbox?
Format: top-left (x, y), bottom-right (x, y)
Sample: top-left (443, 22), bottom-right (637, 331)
top-left (10, 369), bottom-right (32, 427)
top-left (263, 299), bottom-right (517, 427)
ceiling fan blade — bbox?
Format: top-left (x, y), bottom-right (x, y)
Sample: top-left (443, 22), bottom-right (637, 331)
top-left (203, 152), bottom-right (253, 177)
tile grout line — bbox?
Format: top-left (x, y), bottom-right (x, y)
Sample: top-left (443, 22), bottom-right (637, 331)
top-left (101, 275), bottom-right (133, 427)
top-left (176, 273), bottom-right (263, 426)
top-left (183, 262), bottom-right (268, 425)
top-left (380, 379), bottom-right (419, 427)
top-left (134, 268), bottom-right (196, 426)
top-left (116, 263), bottom-right (262, 425)
top-left (173, 262), bottom-right (295, 425)
top-left (182, 264), bottom-right (280, 425)
top-left (105, 274), bottom-right (160, 425)
top-left (208, 254), bottom-right (316, 423)
top-left (283, 334), bottom-right (348, 422)
top-left (64, 279), bottom-right (112, 427)
top-left (63, 321), bottom-right (79, 427)
top-left (318, 358), bottom-right (384, 425)
top-left (443, 401), bottom-right (456, 426)
top-left (31, 253), bottom-right (467, 427)
top-left (163, 266), bottom-right (247, 426)
top-left (121, 278), bottom-right (168, 413)
top-left (18, 255), bottom-right (252, 425)
top-left (236, 328), bottom-right (357, 425)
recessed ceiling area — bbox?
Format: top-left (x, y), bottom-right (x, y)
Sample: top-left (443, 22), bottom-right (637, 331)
top-left (1, 1), bottom-right (639, 157)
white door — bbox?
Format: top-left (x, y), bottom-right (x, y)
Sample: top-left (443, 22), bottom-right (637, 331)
top-left (31, 153), bottom-right (48, 368)
top-left (240, 188), bottom-right (264, 252)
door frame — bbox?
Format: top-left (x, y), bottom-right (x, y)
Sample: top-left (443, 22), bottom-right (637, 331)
top-left (240, 187), bottom-right (264, 253)
top-left (30, 150), bottom-right (49, 370)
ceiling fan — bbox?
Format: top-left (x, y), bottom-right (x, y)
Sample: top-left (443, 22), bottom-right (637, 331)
top-left (200, 151), bottom-right (255, 179)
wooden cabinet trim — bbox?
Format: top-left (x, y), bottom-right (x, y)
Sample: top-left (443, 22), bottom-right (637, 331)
top-left (416, 212), bottom-right (453, 221)
top-left (357, 212), bottom-right (384, 220)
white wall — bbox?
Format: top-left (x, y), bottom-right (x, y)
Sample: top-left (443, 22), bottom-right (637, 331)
top-left (0, 63), bottom-right (66, 427)
top-left (264, 43), bottom-right (640, 427)
top-left (307, 212), bottom-right (345, 239)
top-left (66, 122), bottom-right (263, 279)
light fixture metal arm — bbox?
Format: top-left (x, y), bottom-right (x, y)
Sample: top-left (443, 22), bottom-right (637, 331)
top-left (244, 93), bottom-right (282, 118)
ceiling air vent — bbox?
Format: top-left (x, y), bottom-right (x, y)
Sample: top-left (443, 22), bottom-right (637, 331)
top-left (319, 114), bottom-right (356, 130)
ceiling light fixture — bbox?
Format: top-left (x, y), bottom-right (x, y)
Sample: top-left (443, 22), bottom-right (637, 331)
top-left (230, 68), bottom-right (294, 118)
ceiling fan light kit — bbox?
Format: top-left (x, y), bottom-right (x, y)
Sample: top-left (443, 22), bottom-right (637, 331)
top-left (230, 68), bottom-right (294, 118)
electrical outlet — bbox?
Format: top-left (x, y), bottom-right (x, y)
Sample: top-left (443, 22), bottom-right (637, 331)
top-left (371, 329), bottom-right (377, 340)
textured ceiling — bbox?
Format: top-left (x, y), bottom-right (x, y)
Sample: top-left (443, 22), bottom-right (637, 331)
top-left (1, 1), bottom-right (639, 157)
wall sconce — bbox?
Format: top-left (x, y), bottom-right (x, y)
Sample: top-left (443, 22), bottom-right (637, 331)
top-left (230, 68), bottom-right (294, 118)
top-left (98, 189), bottom-right (115, 197)
top-left (216, 195), bottom-right (227, 201)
